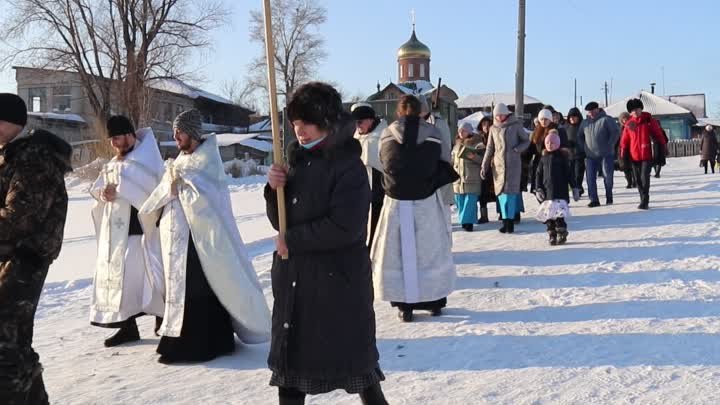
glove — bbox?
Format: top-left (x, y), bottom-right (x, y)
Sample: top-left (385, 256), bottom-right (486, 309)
top-left (572, 188), bottom-right (580, 202)
top-left (535, 189), bottom-right (545, 203)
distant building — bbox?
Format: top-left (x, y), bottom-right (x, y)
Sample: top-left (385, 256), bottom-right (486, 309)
top-left (456, 93), bottom-right (545, 127)
top-left (13, 66), bottom-right (254, 149)
top-left (364, 25), bottom-right (459, 134)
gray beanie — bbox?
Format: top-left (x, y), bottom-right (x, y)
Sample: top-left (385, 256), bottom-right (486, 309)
top-left (173, 109), bottom-right (203, 141)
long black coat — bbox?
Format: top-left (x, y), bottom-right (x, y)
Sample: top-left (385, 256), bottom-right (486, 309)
top-left (700, 130), bottom-right (718, 160)
top-left (535, 149), bottom-right (576, 202)
top-left (265, 121), bottom-right (379, 380)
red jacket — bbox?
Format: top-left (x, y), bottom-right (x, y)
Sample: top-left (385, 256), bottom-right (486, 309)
top-left (620, 112), bottom-right (667, 162)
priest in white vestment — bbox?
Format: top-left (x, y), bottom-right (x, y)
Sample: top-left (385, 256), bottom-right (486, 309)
top-left (90, 116), bottom-right (165, 347)
top-left (140, 109), bottom-right (271, 364)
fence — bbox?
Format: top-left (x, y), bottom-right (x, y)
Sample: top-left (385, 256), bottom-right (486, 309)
top-left (667, 139), bottom-right (701, 158)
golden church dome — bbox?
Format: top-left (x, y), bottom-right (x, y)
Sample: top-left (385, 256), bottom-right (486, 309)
top-left (397, 29), bottom-right (431, 59)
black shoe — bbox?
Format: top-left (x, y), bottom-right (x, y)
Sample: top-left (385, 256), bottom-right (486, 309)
top-left (654, 173), bottom-right (660, 178)
top-left (514, 213), bottom-right (521, 224)
top-left (557, 228), bottom-right (568, 245)
top-left (507, 220), bottom-right (515, 234)
top-left (104, 320), bottom-right (140, 347)
top-left (431, 307), bottom-right (442, 317)
top-left (606, 197), bottom-right (613, 205)
top-left (154, 317), bottom-right (163, 336)
top-left (399, 309), bottom-right (413, 322)
top-left (461, 223), bottom-right (474, 232)
top-left (638, 202), bottom-right (649, 210)
top-left (626, 184), bottom-right (633, 189)
top-left (587, 201), bottom-right (600, 208)
top-left (477, 217), bottom-right (489, 224)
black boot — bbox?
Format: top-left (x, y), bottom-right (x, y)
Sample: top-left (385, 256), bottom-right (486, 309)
top-left (477, 207), bottom-right (489, 224)
top-left (279, 387), bottom-right (306, 405)
top-left (104, 319), bottom-right (140, 347)
top-left (606, 197), bottom-right (613, 205)
top-left (398, 309), bottom-right (413, 322)
top-left (431, 307), bottom-right (442, 317)
top-left (360, 383), bottom-right (390, 405)
top-left (499, 219), bottom-right (509, 233)
top-left (507, 219), bottom-right (515, 234)
top-left (461, 223), bottom-right (474, 232)
top-left (513, 212), bottom-right (521, 224)
top-left (638, 194), bottom-right (649, 210)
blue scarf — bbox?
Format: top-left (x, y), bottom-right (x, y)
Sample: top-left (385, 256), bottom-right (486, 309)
top-left (300, 135), bottom-right (327, 150)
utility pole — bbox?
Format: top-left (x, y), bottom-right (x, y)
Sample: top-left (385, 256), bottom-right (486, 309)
top-left (603, 81), bottom-right (609, 107)
top-left (574, 78), bottom-right (577, 108)
top-left (515, 0), bottom-right (526, 120)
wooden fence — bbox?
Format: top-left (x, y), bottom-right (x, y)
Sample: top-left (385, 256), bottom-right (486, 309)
top-left (667, 139), bottom-right (701, 158)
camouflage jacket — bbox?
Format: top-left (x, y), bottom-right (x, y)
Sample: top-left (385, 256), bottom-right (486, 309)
top-left (0, 129), bottom-right (72, 260)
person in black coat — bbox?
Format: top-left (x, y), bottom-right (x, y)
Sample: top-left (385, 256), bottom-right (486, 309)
top-left (565, 107), bottom-right (587, 195)
top-left (265, 82), bottom-right (389, 405)
top-left (534, 130), bottom-right (580, 246)
top-left (700, 125), bottom-right (718, 174)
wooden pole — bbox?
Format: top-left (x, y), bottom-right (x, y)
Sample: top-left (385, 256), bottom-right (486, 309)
top-left (262, 0), bottom-right (288, 259)
top-left (515, 0), bottom-right (526, 121)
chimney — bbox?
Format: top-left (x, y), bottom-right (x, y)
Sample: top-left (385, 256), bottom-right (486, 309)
top-left (650, 82), bottom-right (656, 94)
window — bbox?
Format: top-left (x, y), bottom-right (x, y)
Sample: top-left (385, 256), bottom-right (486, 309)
top-left (399, 65), bottom-right (402, 80)
top-left (164, 103), bottom-right (173, 122)
top-left (28, 88), bottom-right (46, 112)
top-left (420, 63), bottom-right (426, 78)
top-left (52, 86), bottom-right (72, 112)
top-left (408, 63), bottom-right (414, 78)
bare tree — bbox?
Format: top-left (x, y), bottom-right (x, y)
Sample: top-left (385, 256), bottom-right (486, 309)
top-left (1, 0), bottom-right (228, 128)
top-left (221, 78), bottom-right (261, 114)
top-left (247, 0), bottom-right (327, 101)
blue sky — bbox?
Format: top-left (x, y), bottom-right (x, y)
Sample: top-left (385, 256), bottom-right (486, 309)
top-left (2, 0), bottom-right (718, 116)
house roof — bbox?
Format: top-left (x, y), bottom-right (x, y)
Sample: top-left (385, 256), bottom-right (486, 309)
top-left (665, 94), bottom-right (706, 118)
top-left (456, 93), bottom-right (543, 109)
top-left (458, 111), bottom-right (491, 131)
top-left (695, 118), bottom-right (720, 127)
top-left (148, 78), bottom-right (243, 107)
top-left (605, 91), bottom-right (694, 118)
top-left (28, 111), bottom-right (86, 123)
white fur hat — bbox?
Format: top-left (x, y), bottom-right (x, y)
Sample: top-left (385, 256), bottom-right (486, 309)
top-left (538, 109), bottom-right (553, 121)
top-left (493, 103), bottom-right (511, 116)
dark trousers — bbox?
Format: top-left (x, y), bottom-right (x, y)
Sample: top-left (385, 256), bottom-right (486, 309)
top-left (571, 159), bottom-right (586, 192)
top-left (585, 156), bottom-right (614, 203)
top-left (624, 168), bottom-right (636, 187)
top-left (0, 253), bottom-right (50, 405)
top-left (702, 159), bottom-right (716, 174)
top-left (632, 161), bottom-right (652, 206)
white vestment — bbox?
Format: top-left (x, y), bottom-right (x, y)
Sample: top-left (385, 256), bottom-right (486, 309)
top-left (90, 128), bottom-right (165, 324)
top-left (140, 135), bottom-right (271, 344)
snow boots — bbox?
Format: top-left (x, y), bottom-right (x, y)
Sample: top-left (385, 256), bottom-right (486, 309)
top-left (547, 219), bottom-right (568, 245)
top-left (556, 218), bottom-right (568, 245)
top-left (398, 309), bottom-right (413, 322)
top-left (477, 207), bottom-right (489, 224)
top-left (104, 318), bottom-right (140, 347)
top-left (462, 223), bottom-right (474, 232)
top-left (499, 219), bottom-right (515, 234)
top-left (546, 221), bottom-right (558, 246)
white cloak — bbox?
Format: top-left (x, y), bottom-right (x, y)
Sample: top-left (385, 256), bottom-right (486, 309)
top-left (354, 119), bottom-right (387, 181)
top-left (90, 128), bottom-right (165, 324)
top-left (140, 135), bottom-right (271, 344)
top-left (370, 191), bottom-right (456, 303)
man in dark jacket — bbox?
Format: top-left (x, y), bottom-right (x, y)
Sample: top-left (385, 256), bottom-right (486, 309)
top-left (0, 93), bottom-right (72, 405)
top-left (577, 101), bottom-right (620, 207)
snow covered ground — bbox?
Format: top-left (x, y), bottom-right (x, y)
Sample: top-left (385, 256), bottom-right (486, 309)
top-left (37, 157), bottom-right (720, 404)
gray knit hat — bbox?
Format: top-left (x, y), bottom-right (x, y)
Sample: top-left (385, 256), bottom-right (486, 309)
top-left (173, 109), bottom-right (203, 141)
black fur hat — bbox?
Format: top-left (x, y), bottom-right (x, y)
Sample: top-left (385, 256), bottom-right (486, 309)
top-left (287, 82), bottom-right (343, 130)
top-left (0, 93), bottom-right (27, 127)
top-left (106, 115), bottom-right (135, 137)
top-left (626, 98), bottom-right (644, 113)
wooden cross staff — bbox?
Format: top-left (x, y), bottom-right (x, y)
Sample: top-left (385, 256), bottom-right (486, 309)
top-left (262, 0), bottom-right (288, 259)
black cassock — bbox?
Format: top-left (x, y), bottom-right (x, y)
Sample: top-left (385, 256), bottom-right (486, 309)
top-left (156, 237), bottom-right (235, 362)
